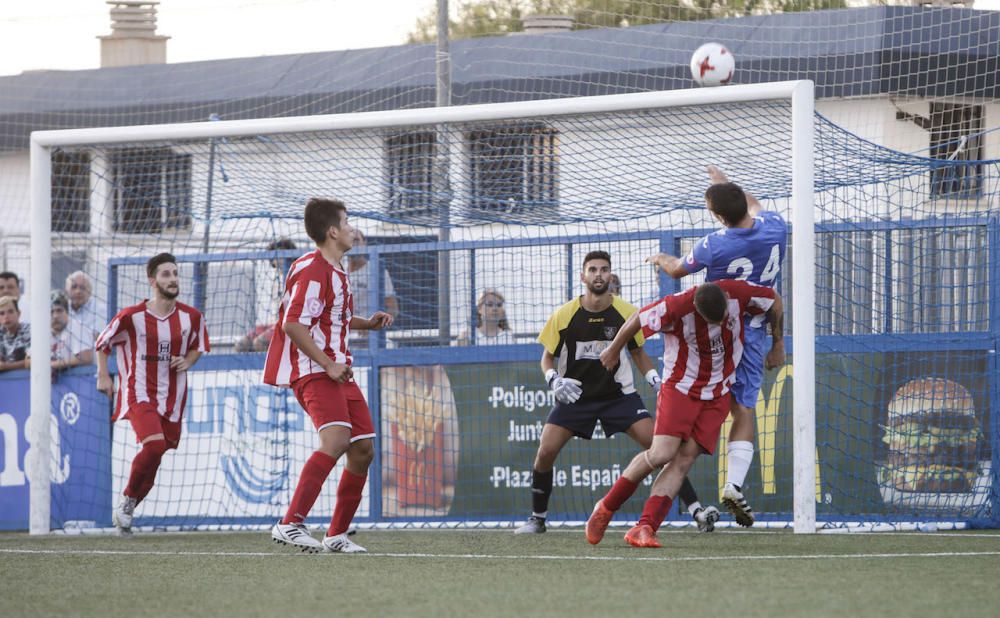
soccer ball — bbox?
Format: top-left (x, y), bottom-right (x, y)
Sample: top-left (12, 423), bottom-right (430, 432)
top-left (690, 42), bottom-right (735, 87)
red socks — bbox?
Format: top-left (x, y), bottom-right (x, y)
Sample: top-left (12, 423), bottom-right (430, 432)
top-left (603, 476), bottom-right (640, 512)
top-left (328, 469), bottom-right (368, 537)
top-left (124, 439), bottom-right (167, 500)
top-left (638, 494), bottom-right (674, 532)
top-left (282, 451), bottom-right (337, 525)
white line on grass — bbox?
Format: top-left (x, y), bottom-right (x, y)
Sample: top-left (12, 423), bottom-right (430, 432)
top-left (2, 548), bottom-right (999, 562)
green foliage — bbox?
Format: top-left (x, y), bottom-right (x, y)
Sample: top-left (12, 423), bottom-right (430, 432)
top-left (408, 0), bottom-right (850, 44)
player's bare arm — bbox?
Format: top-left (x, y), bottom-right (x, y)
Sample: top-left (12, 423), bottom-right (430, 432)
top-left (169, 349), bottom-right (202, 372)
top-left (540, 350), bottom-right (555, 375)
top-left (384, 296), bottom-right (400, 320)
top-left (600, 311), bottom-right (641, 371)
top-left (645, 253), bottom-right (689, 279)
top-left (283, 321), bottom-right (352, 382)
top-left (350, 311), bottom-right (394, 331)
top-left (629, 346), bottom-right (662, 389)
top-left (764, 293), bottom-right (785, 370)
top-left (96, 350), bottom-right (113, 397)
top-left (53, 348), bottom-right (93, 371)
top-left (708, 164), bottom-right (762, 216)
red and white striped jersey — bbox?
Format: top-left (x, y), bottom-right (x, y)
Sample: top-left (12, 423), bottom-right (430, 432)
top-left (263, 249), bottom-right (354, 387)
top-left (96, 301), bottom-right (209, 422)
top-left (639, 279), bottom-right (776, 401)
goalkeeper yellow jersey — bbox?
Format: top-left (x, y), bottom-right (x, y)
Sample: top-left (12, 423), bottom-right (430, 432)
top-left (537, 295), bottom-right (645, 403)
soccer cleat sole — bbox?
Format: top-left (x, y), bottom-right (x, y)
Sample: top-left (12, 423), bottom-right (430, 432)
top-left (722, 497), bottom-right (755, 527)
top-left (696, 507), bottom-right (720, 533)
top-left (272, 537), bottom-right (322, 554)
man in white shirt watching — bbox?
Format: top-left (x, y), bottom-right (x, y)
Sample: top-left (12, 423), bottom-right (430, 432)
top-left (65, 271), bottom-right (106, 343)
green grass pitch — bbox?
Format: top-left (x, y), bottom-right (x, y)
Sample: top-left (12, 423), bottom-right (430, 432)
top-left (2, 527), bottom-right (998, 617)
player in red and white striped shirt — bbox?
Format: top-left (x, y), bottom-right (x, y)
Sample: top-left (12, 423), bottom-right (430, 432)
top-left (586, 279), bottom-right (784, 548)
top-left (265, 198), bottom-right (393, 554)
top-left (95, 253), bottom-right (209, 536)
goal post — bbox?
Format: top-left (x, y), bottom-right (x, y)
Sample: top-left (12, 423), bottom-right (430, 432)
top-left (28, 81), bottom-right (817, 534)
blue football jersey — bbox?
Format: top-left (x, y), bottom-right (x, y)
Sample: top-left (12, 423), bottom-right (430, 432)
top-left (684, 210), bottom-right (788, 289)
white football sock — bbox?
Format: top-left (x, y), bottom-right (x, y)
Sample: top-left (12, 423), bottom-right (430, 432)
top-left (687, 501), bottom-right (703, 516)
top-left (726, 441), bottom-right (755, 488)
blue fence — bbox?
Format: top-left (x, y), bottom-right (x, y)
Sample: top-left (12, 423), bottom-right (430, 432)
top-left (2, 219), bottom-right (997, 529)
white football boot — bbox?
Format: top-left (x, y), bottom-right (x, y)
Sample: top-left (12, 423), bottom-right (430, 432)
top-left (322, 533), bottom-right (367, 553)
top-left (271, 521), bottom-right (323, 553)
top-left (722, 483), bottom-right (755, 527)
top-left (112, 496), bottom-right (137, 537)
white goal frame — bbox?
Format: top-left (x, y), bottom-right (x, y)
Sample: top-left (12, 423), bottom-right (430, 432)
top-left (28, 81), bottom-right (816, 535)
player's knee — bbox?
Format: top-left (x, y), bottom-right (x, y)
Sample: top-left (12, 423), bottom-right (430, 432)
top-left (534, 446), bottom-right (559, 469)
top-left (645, 446), bottom-right (674, 469)
top-left (349, 439), bottom-right (375, 466)
top-left (318, 434), bottom-right (350, 458)
top-left (672, 451), bottom-right (698, 476)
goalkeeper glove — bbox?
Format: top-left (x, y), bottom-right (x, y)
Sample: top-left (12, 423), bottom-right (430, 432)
top-left (645, 369), bottom-right (662, 391)
top-left (546, 369), bottom-right (583, 404)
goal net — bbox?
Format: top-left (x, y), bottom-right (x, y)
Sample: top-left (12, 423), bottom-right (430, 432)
top-left (26, 81), bottom-right (997, 534)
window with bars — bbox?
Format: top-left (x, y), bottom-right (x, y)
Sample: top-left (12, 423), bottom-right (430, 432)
top-left (386, 131), bottom-right (436, 216)
top-left (929, 103), bottom-right (984, 199)
top-left (467, 125), bottom-right (558, 213)
top-left (110, 147), bottom-right (192, 233)
top-left (52, 150), bottom-right (91, 233)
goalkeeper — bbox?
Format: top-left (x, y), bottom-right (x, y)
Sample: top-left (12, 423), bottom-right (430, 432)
top-left (514, 250), bottom-right (660, 534)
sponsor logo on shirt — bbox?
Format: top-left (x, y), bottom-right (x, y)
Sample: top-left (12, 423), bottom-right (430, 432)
top-left (575, 340), bottom-right (610, 360)
top-left (306, 297), bottom-right (324, 317)
top-left (141, 341), bottom-right (171, 362)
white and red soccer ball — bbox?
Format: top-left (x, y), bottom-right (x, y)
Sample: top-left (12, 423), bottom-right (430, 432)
top-left (690, 42), bottom-right (735, 87)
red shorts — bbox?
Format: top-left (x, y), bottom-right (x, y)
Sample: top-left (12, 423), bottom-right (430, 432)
top-left (292, 373), bottom-right (376, 442)
top-left (127, 402), bottom-right (182, 450)
top-left (654, 387), bottom-right (731, 455)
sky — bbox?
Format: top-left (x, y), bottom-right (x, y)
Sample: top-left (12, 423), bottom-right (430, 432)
top-left (0, 0), bottom-right (999, 77)
top-left (0, 0), bottom-right (437, 77)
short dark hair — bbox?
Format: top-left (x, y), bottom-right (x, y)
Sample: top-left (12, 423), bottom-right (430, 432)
top-left (304, 198), bottom-right (346, 244)
top-left (694, 283), bottom-right (728, 324)
top-left (583, 250), bottom-right (611, 269)
top-left (266, 237), bottom-right (297, 252)
top-left (147, 253), bottom-right (177, 279)
top-left (0, 271), bottom-right (19, 283)
top-left (705, 182), bottom-right (748, 227)
top-left (50, 290), bottom-right (69, 311)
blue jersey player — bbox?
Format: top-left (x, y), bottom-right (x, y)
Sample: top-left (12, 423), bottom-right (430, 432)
top-left (647, 166), bottom-right (787, 527)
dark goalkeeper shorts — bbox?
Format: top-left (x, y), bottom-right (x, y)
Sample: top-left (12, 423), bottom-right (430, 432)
top-left (545, 392), bottom-right (651, 439)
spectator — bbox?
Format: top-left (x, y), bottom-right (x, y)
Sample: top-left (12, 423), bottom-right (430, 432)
top-left (458, 289), bottom-right (514, 346)
top-left (0, 271), bottom-right (28, 320)
top-left (235, 238), bottom-right (297, 353)
top-left (65, 271), bottom-right (106, 342)
top-left (0, 272), bottom-right (19, 300)
top-left (348, 231), bottom-right (399, 321)
top-left (50, 290), bottom-right (93, 370)
top-left (235, 323), bottom-right (276, 353)
top-left (267, 237), bottom-right (298, 274)
top-left (0, 295), bottom-right (29, 371)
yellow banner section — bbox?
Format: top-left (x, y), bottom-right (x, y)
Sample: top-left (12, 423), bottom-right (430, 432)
top-left (716, 365), bottom-right (822, 502)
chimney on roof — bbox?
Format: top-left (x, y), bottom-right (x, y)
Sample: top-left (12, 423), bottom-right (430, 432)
top-left (519, 14), bottom-right (574, 35)
top-left (99, 1), bottom-right (169, 68)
